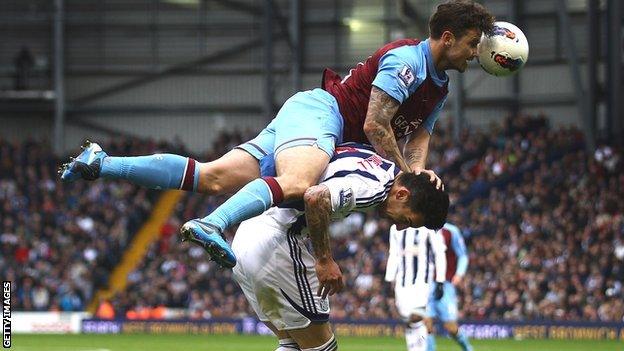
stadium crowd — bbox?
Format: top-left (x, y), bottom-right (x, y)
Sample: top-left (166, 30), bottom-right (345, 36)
top-left (5, 115), bottom-right (623, 323)
top-left (0, 137), bottom-right (181, 311)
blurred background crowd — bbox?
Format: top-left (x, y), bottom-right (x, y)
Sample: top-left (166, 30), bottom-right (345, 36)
top-left (2, 114), bottom-right (622, 322)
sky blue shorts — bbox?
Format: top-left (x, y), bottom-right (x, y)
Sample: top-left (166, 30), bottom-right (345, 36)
top-left (426, 282), bottom-right (459, 322)
top-left (237, 88), bottom-right (344, 176)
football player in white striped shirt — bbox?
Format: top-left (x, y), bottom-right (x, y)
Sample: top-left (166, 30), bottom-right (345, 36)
top-left (232, 143), bottom-right (449, 351)
top-left (385, 226), bottom-right (447, 351)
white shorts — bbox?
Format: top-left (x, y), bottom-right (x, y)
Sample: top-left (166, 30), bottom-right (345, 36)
top-left (394, 282), bottom-right (431, 321)
top-left (232, 214), bottom-right (330, 330)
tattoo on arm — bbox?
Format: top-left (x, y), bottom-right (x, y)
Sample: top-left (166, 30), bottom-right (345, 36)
top-left (403, 127), bottom-right (430, 171)
top-left (405, 147), bottom-right (426, 170)
top-left (304, 185), bottom-right (333, 261)
top-left (364, 86), bottom-right (410, 172)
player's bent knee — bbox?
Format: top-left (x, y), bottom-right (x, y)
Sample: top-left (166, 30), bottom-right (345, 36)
top-left (444, 322), bottom-right (459, 335)
top-left (274, 146), bottom-right (330, 200)
top-left (409, 314), bottom-right (423, 324)
top-left (275, 176), bottom-right (315, 200)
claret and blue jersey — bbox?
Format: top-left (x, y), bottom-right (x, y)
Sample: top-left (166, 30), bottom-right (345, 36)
top-left (427, 222), bottom-right (469, 322)
top-left (323, 38), bottom-right (449, 143)
top-left (439, 223), bottom-right (469, 281)
top-left (239, 38), bottom-right (449, 170)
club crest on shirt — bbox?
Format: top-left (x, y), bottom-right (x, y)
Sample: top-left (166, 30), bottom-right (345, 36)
top-left (316, 298), bottom-right (330, 313)
top-left (339, 188), bottom-right (353, 209)
top-left (398, 65), bottom-right (415, 87)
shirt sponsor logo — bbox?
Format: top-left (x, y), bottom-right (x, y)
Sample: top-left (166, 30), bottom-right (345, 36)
top-left (392, 114), bottom-right (423, 138)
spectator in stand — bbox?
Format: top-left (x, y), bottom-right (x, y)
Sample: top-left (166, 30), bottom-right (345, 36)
top-left (0, 137), bottom-right (188, 312)
top-left (95, 298), bottom-right (115, 319)
top-left (14, 46), bottom-right (34, 90)
top-left (6, 116), bottom-right (623, 323)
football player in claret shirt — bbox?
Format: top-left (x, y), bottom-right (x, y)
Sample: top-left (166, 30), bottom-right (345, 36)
top-left (60, 1), bottom-right (494, 268)
top-left (424, 222), bottom-right (472, 351)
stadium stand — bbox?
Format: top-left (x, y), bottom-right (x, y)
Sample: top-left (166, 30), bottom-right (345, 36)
top-left (0, 137), bottom-right (183, 312)
top-left (4, 116), bottom-right (622, 322)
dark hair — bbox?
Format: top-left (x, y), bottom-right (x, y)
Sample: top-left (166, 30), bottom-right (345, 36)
top-left (397, 172), bottom-right (449, 230)
top-left (429, 0), bottom-right (495, 39)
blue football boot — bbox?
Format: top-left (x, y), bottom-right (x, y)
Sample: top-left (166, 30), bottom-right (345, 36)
top-left (180, 219), bottom-right (237, 268)
top-left (59, 140), bottom-right (107, 182)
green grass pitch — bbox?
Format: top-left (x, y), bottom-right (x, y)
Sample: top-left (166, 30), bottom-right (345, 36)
top-left (9, 334), bottom-right (622, 351)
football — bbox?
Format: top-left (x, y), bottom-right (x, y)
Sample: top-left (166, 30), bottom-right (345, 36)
top-left (477, 21), bottom-right (529, 76)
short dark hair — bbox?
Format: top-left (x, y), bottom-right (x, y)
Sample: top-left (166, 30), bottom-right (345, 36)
top-left (397, 172), bottom-right (449, 230)
top-left (429, 0), bottom-right (495, 39)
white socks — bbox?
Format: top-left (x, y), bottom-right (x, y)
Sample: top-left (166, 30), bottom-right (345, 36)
top-left (405, 321), bottom-right (428, 351)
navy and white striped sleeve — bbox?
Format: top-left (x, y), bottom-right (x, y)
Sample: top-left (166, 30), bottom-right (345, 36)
top-left (321, 176), bottom-right (390, 217)
top-left (321, 145), bottom-right (398, 216)
top-left (322, 178), bottom-right (357, 216)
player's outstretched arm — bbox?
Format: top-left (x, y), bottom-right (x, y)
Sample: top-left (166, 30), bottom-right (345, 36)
top-left (363, 86), bottom-right (411, 172)
top-left (303, 184), bottom-right (345, 299)
top-left (451, 228), bottom-right (469, 286)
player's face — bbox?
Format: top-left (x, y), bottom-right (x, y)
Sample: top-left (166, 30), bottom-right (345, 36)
top-left (444, 28), bottom-right (481, 72)
top-left (391, 210), bottom-right (424, 231)
top-left (378, 188), bottom-right (425, 230)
